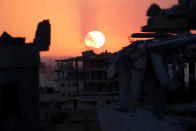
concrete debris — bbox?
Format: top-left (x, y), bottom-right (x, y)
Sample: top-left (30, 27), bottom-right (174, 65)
top-left (147, 3), bottom-right (161, 16)
top-left (145, 0), bottom-right (196, 31)
top-left (108, 33), bottom-right (196, 114)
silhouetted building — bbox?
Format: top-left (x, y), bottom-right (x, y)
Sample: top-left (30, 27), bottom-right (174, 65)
top-left (0, 19), bottom-right (50, 131)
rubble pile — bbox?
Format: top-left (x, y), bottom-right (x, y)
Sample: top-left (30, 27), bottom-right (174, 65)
top-left (144, 0), bottom-right (196, 31)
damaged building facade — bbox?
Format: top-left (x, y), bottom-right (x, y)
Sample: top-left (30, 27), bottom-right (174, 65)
top-left (98, 1), bottom-right (196, 131)
top-left (55, 50), bottom-right (119, 109)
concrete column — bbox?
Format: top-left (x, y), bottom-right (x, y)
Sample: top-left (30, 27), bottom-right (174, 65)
top-left (75, 60), bottom-right (78, 69)
top-left (118, 58), bottom-right (132, 111)
top-left (177, 64), bottom-right (185, 100)
top-left (130, 55), bottom-right (147, 111)
top-left (56, 61), bottom-right (60, 69)
top-left (189, 62), bottom-right (195, 100)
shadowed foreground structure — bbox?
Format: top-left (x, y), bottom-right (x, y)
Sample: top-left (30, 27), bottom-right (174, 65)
top-left (0, 20), bottom-right (50, 131)
top-left (98, 0), bottom-right (196, 131)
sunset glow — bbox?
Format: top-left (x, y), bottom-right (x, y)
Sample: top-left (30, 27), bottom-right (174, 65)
top-left (0, 0), bottom-right (178, 57)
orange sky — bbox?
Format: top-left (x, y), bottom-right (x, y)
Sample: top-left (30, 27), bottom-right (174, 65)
top-left (0, 0), bottom-right (177, 57)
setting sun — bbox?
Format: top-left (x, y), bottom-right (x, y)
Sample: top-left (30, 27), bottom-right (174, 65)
top-left (85, 31), bottom-right (105, 48)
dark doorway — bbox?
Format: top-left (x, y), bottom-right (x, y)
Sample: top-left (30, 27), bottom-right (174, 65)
top-left (0, 83), bottom-right (20, 131)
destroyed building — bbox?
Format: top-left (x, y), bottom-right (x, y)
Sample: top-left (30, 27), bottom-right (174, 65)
top-left (0, 20), bottom-right (50, 131)
top-left (98, 1), bottom-right (196, 131)
top-left (55, 50), bottom-right (119, 109)
top-left (38, 50), bottom-right (119, 130)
